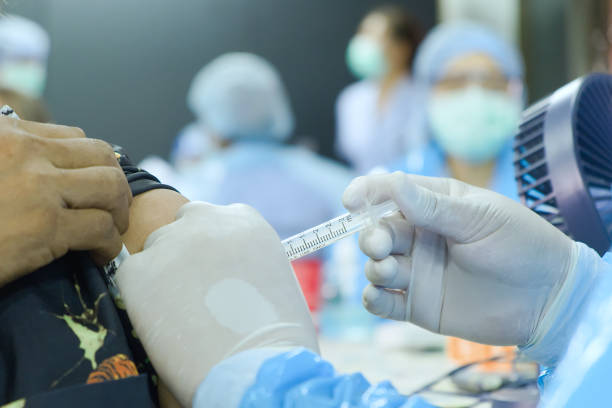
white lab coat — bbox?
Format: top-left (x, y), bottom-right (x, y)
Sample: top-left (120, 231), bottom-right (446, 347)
top-left (335, 75), bottom-right (426, 174)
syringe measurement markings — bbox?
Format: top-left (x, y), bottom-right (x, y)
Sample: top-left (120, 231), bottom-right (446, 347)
top-left (286, 219), bottom-right (355, 258)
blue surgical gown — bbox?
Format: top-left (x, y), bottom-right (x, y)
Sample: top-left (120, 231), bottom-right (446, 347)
top-left (388, 140), bottom-right (519, 201)
top-left (179, 141), bottom-right (353, 240)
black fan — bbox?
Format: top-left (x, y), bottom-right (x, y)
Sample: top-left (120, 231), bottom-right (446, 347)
top-left (514, 73), bottom-right (612, 256)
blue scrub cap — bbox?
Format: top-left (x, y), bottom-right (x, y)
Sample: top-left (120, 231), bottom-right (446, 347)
top-left (413, 22), bottom-right (524, 84)
top-left (187, 53), bottom-right (295, 142)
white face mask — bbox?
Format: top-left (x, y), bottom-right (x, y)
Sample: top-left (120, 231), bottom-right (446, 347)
top-left (0, 61), bottom-right (47, 98)
top-left (428, 86), bottom-right (522, 164)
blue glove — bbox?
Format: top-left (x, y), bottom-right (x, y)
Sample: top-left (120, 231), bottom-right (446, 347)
top-left (196, 347), bottom-right (437, 408)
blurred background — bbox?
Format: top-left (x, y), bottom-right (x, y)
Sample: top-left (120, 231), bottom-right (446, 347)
top-left (4, 0), bottom-right (435, 162)
top-left (5, 0), bottom-right (610, 163)
top-left (3, 0), bottom-right (612, 402)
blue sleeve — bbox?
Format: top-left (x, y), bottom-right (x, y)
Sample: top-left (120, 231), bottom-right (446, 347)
top-left (194, 347), bottom-right (436, 408)
top-left (538, 251), bottom-right (612, 407)
top-left (519, 243), bottom-right (611, 369)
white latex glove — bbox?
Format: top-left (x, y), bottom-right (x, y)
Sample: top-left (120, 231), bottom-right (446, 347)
top-left (343, 172), bottom-right (579, 347)
top-left (116, 202), bottom-right (318, 407)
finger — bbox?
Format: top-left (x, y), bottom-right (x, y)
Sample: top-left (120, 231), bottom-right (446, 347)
top-left (381, 213), bottom-right (414, 255)
top-left (362, 284), bottom-right (408, 321)
top-left (58, 208), bottom-right (123, 263)
top-left (58, 166), bottom-right (131, 233)
top-left (45, 137), bottom-right (119, 169)
top-left (358, 215), bottom-right (414, 259)
top-left (1, 116), bottom-right (87, 139)
top-left (358, 225), bottom-right (393, 260)
top-left (343, 174), bottom-right (398, 213)
top-left (365, 255), bottom-right (412, 289)
top-left (344, 172), bottom-right (453, 211)
top-left (21, 119), bottom-right (86, 139)
top-left (347, 172), bottom-right (479, 241)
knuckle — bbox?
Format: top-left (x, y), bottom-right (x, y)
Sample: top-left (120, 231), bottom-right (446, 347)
top-left (421, 193), bottom-right (439, 222)
top-left (94, 211), bottom-right (117, 239)
top-left (108, 168), bottom-right (129, 200)
top-left (90, 138), bottom-right (117, 166)
top-left (49, 239), bottom-right (69, 260)
top-left (0, 129), bottom-right (33, 157)
top-left (389, 171), bottom-right (406, 192)
top-left (26, 166), bottom-right (54, 190)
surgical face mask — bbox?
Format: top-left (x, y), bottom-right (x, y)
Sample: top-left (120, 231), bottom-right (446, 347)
top-left (346, 35), bottom-right (387, 80)
top-left (428, 86), bottom-right (522, 164)
top-left (0, 61), bottom-right (47, 98)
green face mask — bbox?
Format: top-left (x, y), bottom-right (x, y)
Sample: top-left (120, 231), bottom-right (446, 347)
top-left (0, 61), bottom-right (47, 98)
top-left (346, 35), bottom-right (387, 80)
top-left (428, 86), bottom-right (522, 164)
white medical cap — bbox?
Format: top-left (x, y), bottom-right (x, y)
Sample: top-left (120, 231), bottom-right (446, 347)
top-left (414, 22), bottom-right (523, 84)
top-left (0, 15), bottom-right (50, 61)
top-left (187, 53), bottom-right (294, 142)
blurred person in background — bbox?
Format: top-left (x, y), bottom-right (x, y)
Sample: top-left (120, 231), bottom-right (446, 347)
top-left (378, 20), bottom-right (525, 370)
top-left (390, 21), bottom-right (524, 200)
top-left (336, 4), bottom-right (424, 174)
top-left (170, 122), bottom-right (216, 171)
top-left (181, 52), bottom-right (352, 241)
top-left (179, 53), bottom-right (354, 317)
top-left (170, 77), bottom-right (221, 172)
top-left (0, 15), bottom-right (49, 99)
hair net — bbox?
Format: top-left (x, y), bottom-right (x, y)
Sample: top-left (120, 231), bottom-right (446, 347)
top-left (0, 15), bottom-right (50, 62)
top-left (413, 21), bottom-right (523, 84)
top-left (187, 53), bottom-right (294, 142)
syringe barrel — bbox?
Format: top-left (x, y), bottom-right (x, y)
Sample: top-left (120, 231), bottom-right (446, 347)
top-left (282, 201), bottom-right (400, 261)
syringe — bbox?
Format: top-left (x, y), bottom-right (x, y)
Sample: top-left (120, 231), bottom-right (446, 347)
top-left (282, 200), bottom-right (400, 261)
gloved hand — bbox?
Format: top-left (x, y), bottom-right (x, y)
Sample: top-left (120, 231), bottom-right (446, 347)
top-left (116, 202), bottom-right (318, 407)
top-left (343, 172), bottom-right (579, 347)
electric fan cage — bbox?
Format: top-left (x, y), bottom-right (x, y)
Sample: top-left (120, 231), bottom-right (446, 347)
top-left (514, 73), bottom-right (612, 256)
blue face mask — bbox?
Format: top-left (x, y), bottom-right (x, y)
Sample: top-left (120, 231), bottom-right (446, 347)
top-left (428, 86), bottom-right (521, 164)
top-left (346, 35), bottom-right (387, 80)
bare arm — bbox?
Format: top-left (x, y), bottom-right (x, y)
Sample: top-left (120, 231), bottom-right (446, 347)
top-left (121, 188), bottom-right (189, 408)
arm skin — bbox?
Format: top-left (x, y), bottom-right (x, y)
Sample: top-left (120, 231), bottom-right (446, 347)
top-left (120, 188), bottom-right (189, 408)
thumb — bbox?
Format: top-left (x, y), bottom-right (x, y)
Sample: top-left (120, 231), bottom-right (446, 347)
top-left (344, 172), bottom-right (476, 241)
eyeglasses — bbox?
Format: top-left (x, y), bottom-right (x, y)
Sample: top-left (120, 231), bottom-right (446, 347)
top-left (434, 72), bottom-right (512, 92)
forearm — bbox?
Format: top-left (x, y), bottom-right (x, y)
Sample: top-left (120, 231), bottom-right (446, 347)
top-left (121, 188), bottom-right (189, 253)
top-left (121, 188), bottom-right (189, 408)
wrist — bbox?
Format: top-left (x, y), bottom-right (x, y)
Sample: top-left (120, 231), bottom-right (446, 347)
top-left (520, 242), bottom-right (604, 366)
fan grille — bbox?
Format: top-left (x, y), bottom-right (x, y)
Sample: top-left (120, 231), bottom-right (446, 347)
top-left (574, 75), bottom-right (612, 238)
top-left (514, 98), bottom-right (570, 235)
